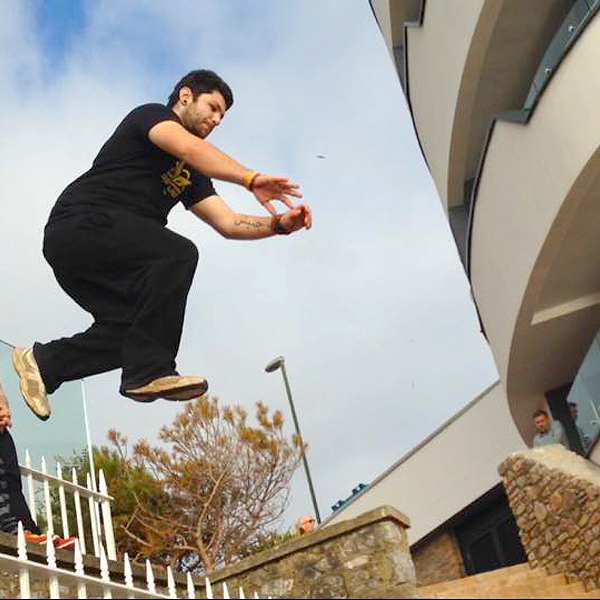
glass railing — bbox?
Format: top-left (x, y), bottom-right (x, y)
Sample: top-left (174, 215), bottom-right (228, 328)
top-left (0, 339), bottom-right (88, 470)
top-left (564, 329), bottom-right (600, 456)
top-left (524, 0), bottom-right (599, 112)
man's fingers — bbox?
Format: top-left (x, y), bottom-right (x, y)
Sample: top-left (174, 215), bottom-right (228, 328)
top-left (301, 205), bottom-right (312, 229)
top-left (282, 184), bottom-right (302, 198)
top-left (305, 208), bottom-right (312, 229)
top-left (261, 200), bottom-right (277, 216)
top-left (254, 175), bottom-right (302, 198)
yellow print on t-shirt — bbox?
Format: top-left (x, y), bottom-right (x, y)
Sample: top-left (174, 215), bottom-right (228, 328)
top-left (161, 160), bottom-right (192, 198)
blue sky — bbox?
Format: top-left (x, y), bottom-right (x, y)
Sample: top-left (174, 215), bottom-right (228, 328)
top-left (0, 0), bottom-right (498, 527)
top-left (35, 0), bottom-right (87, 69)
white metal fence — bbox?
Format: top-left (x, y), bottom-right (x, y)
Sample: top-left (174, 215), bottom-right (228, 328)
top-left (21, 450), bottom-right (116, 560)
top-left (0, 454), bottom-right (259, 599)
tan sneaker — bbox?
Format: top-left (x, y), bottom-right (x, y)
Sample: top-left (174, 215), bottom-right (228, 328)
top-left (11, 348), bottom-right (51, 421)
top-left (124, 375), bottom-right (208, 402)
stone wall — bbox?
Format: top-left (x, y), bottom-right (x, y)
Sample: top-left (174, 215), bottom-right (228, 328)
top-left (411, 528), bottom-right (466, 586)
top-left (200, 505), bottom-right (417, 598)
top-left (0, 505), bottom-right (417, 598)
top-left (498, 444), bottom-right (600, 589)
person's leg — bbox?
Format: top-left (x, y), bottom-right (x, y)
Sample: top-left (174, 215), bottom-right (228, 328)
top-left (0, 430), bottom-right (39, 534)
top-left (34, 210), bottom-right (202, 394)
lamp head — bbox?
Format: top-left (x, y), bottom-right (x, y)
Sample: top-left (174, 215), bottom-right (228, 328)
top-left (265, 356), bottom-right (285, 373)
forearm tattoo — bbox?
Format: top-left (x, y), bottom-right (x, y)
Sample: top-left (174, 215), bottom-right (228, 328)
top-left (233, 215), bottom-right (271, 235)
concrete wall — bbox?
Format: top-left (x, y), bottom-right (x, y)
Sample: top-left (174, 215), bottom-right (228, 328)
top-left (406, 0), bottom-right (489, 210)
top-left (322, 382), bottom-right (526, 545)
top-left (371, 0), bottom-right (394, 51)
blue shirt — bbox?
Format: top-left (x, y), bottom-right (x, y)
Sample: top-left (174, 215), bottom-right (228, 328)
top-left (533, 420), bottom-right (569, 449)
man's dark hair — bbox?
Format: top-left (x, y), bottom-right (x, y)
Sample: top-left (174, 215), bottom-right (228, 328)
top-left (569, 402), bottom-right (577, 408)
top-left (167, 70), bottom-right (233, 109)
top-left (533, 409), bottom-right (548, 419)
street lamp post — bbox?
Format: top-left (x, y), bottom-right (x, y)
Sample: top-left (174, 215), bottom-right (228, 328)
top-left (265, 356), bottom-right (321, 524)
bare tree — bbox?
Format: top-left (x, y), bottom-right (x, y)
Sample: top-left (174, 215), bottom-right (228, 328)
top-left (115, 396), bottom-right (302, 571)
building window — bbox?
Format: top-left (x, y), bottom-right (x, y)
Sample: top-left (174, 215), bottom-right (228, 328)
top-left (547, 327), bottom-right (600, 456)
top-left (455, 486), bottom-right (526, 576)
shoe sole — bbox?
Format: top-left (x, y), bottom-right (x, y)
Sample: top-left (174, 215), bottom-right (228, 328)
top-left (55, 540), bottom-right (76, 551)
top-left (125, 380), bottom-right (208, 403)
top-left (11, 349), bottom-right (50, 421)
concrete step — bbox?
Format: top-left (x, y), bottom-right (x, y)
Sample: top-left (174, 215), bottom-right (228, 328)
top-left (418, 565), bottom-right (598, 599)
top-left (419, 564), bottom-right (547, 596)
top-left (425, 573), bottom-right (566, 598)
top-left (470, 580), bottom-right (585, 599)
top-left (444, 563), bottom-right (531, 585)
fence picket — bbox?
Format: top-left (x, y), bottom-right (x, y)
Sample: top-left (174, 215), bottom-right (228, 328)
top-left (98, 469), bottom-right (117, 560)
top-left (205, 577), bottom-right (213, 599)
top-left (223, 581), bottom-right (230, 599)
top-left (124, 552), bottom-right (134, 588)
top-left (100, 544), bottom-right (112, 599)
top-left (186, 572), bottom-right (196, 599)
top-left (72, 467), bottom-right (86, 555)
top-left (86, 472), bottom-right (100, 557)
top-left (25, 449), bottom-right (37, 526)
top-left (124, 552), bottom-right (136, 599)
top-left (146, 559), bottom-right (157, 594)
top-left (74, 538), bottom-right (88, 599)
top-left (41, 456), bottom-right (55, 537)
top-left (167, 565), bottom-right (177, 598)
top-left (239, 586), bottom-right (245, 599)
top-left (17, 521), bottom-right (31, 599)
top-left (46, 529), bottom-right (60, 598)
top-left (56, 462), bottom-right (70, 539)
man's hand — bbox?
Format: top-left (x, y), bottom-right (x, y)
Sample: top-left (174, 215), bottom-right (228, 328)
top-left (0, 407), bottom-right (11, 430)
top-left (0, 386), bottom-right (12, 430)
top-left (279, 204), bottom-right (312, 233)
top-left (252, 175), bottom-right (302, 215)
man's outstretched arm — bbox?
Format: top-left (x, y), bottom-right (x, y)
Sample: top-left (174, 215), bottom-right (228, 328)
top-left (190, 195), bottom-right (312, 240)
top-left (148, 121), bottom-right (301, 215)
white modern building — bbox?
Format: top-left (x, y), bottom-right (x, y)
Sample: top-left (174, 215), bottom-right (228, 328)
top-left (323, 0), bottom-right (600, 585)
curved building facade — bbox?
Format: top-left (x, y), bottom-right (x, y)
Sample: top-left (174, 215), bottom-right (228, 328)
top-left (370, 0), bottom-right (600, 451)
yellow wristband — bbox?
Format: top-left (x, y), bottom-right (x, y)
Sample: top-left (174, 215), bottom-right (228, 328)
top-left (243, 170), bottom-right (260, 190)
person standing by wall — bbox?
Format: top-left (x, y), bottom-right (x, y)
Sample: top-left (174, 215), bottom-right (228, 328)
top-left (532, 409), bottom-right (569, 449)
top-left (0, 376), bottom-right (74, 548)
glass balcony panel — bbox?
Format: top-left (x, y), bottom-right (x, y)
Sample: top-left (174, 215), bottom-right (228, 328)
top-left (524, 0), bottom-right (593, 110)
top-left (565, 330), bottom-right (600, 456)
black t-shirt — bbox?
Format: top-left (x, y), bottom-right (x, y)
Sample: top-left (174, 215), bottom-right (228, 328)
top-left (48, 103), bottom-right (216, 226)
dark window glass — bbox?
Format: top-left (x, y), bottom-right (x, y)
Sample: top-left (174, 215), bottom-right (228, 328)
top-left (470, 532), bottom-right (501, 573)
top-left (497, 518), bottom-right (527, 566)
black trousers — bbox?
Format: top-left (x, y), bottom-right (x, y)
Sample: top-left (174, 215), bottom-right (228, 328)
top-left (34, 209), bottom-right (199, 395)
top-left (0, 430), bottom-right (39, 534)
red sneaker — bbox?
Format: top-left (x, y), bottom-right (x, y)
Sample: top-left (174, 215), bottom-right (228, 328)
top-left (52, 534), bottom-right (76, 551)
top-left (24, 530), bottom-right (47, 545)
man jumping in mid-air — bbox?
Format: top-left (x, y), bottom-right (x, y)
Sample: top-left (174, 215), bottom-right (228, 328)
top-left (13, 69), bottom-right (312, 420)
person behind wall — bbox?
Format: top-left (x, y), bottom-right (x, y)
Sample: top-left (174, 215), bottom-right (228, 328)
top-left (288, 514), bottom-right (316, 537)
top-left (0, 376), bottom-right (75, 549)
top-left (569, 401), bottom-right (592, 453)
top-left (532, 409), bottom-right (569, 449)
